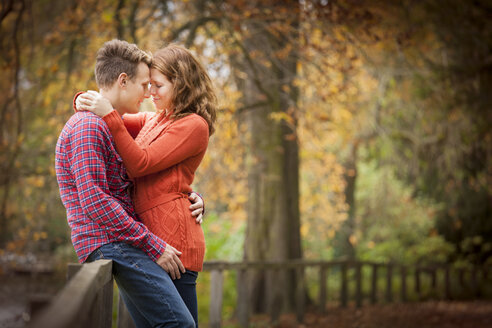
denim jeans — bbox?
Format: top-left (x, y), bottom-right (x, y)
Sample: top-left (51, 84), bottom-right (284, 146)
top-left (87, 242), bottom-right (195, 328)
top-left (173, 270), bottom-right (198, 327)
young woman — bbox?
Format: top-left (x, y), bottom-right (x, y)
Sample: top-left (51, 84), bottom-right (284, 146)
top-left (77, 44), bottom-right (217, 326)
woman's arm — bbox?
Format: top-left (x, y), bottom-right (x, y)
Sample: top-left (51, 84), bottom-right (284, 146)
top-left (122, 113), bottom-right (150, 139)
top-left (103, 111), bottom-right (209, 178)
top-left (74, 91), bottom-right (149, 138)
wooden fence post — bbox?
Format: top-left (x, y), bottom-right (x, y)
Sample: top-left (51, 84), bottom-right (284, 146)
top-left (415, 267), bottom-right (421, 299)
top-left (400, 266), bottom-right (407, 302)
top-left (68, 262), bottom-right (113, 328)
top-left (458, 268), bottom-right (465, 288)
top-left (117, 293), bottom-right (136, 328)
top-left (87, 274), bottom-right (113, 328)
top-left (209, 270), bottom-right (224, 328)
top-left (385, 263), bottom-right (393, 303)
top-left (236, 269), bottom-right (249, 328)
top-left (67, 263), bottom-right (82, 280)
top-left (430, 268), bottom-right (437, 296)
top-left (355, 262), bottom-right (362, 308)
top-left (340, 261), bottom-right (348, 308)
top-left (370, 264), bottom-right (378, 304)
top-left (269, 268), bottom-right (281, 322)
top-left (444, 265), bottom-right (451, 300)
top-left (296, 267), bottom-right (305, 323)
top-left (471, 267), bottom-right (479, 298)
top-left (319, 265), bottom-right (327, 313)
top-left (28, 260), bottom-right (113, 328)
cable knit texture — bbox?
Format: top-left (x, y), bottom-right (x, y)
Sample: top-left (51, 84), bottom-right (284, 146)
top-left (103, 110), bottom-right (209, 271)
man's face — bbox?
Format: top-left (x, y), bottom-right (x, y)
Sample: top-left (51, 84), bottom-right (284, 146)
top-left (121, 62), bottom-right (150, 114)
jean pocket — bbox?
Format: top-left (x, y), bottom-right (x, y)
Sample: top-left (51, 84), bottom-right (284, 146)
top-left (87, 248), bottom-right (105, 262)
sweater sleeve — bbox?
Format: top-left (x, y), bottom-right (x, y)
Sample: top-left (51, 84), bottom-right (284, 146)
top-left (73, 92), bottom-right (151, 139)
top-left (72, 92), bottom-right (84, 112)
top-left (103, 110), bottom-right (209, 178)
top-left (122, 112), bottom-right (150, 139)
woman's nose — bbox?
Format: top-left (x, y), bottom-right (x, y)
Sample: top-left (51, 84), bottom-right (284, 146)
top-left (149, 85), bottom-right (157, 95)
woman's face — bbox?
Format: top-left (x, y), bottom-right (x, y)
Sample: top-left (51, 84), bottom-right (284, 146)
top-left (150, 68), bottom-right (174, 112)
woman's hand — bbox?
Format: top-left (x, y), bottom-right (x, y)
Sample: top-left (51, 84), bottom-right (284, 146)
top-left (189, 192), bottom-right (204, 224)
top-left (76, 90), bottom-right (114, 117)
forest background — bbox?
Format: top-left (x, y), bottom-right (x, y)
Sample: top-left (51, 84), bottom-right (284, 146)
top-left (0, 0), bottom-right (490, 323)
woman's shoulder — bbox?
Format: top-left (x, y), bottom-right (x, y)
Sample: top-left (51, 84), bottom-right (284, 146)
top-left (176, 113), bottom-right (208, 128)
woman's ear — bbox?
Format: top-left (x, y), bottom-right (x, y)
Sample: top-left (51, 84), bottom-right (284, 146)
top-left (117, 72), bottom-right (128, 89)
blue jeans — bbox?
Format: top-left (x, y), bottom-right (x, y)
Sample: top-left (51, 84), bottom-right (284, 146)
top-left (87, 242), bottom-right (195, 328)
top-left (173, 270), bottom-right (198, 327)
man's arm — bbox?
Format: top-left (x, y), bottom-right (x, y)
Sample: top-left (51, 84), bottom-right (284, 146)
top-left (69, 115), bottom-right (166, 260)
top-left (68, 115), bottom-right (186, 278)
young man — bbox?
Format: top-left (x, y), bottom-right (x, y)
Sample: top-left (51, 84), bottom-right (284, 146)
top-left (55, 40), bottom-right (196, 327)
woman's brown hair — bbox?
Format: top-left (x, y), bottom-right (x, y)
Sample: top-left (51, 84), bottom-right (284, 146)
top-left (152, 44), bottom-right (217, 135)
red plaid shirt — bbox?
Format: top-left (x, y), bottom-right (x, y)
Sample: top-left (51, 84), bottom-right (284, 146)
top-left (55, 111), bottom-right (166, 263)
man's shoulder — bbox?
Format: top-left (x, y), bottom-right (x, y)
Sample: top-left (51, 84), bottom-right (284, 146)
top-left (62, 112), bottom-right (110, 137)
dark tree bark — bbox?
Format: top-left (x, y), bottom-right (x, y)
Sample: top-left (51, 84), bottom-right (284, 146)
top-left (233, 0), bottom-right (303, 317)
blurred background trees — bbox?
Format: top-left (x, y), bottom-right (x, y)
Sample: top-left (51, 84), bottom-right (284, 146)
top-left (0, 0), bottom-right (490, 319)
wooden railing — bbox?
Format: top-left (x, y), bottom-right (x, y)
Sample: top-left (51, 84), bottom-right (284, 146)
top-left (28, 259), bottom-right (491, 328)
top-left (203, 260), bottom-right (490, 327)
top-left (27, 259), bottom-right (113, 328)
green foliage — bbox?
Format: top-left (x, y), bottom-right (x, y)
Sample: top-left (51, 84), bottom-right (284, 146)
top-left (354, 160), bottom-right (455, 264)
top-left (202, 213), bottom-right (245, 262)
top-left (197, 213), bottom-right (244, 325)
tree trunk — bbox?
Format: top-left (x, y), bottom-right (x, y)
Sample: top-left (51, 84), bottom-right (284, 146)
top-left (235, 0), bottom-right (303, 317)
top-left (334, 142), bottom-right (358, 260)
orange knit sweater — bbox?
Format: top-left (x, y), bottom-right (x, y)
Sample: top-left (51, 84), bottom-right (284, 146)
top-left (103, 110), bottom-right (209, 272)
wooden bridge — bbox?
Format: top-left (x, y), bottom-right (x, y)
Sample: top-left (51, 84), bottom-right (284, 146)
top-left (27, 259), bottom-right (490, 328)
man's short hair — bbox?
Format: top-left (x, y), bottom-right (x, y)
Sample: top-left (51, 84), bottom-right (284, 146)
top-left (95, 39), bottom-right (151, 89)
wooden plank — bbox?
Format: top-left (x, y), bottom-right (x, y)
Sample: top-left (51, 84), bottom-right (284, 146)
top-left (370, 264), bottom-right (378, 304)
top-left (444, 266), bottom-right (451, 300)
top-left (355, 262), bottom-right (362, 308)
top-left (87, 277), bottom-right (113, 328)
top-left (430, 268), bottom-right (437, 293)
top-left (296, 267), bottom-right (305, 323)
top-left (67, 263), bottom-right (82, 280)
top-left (415, 267), bottom-right (421, 299)
top-left (28, 260), bottom-right (113, 328)
top-left (203, 259), bottom-right (350, 271)
top-left (319, 266), bottom-right (327, 313)
top-left (269, 269), bottom-right (282, 322)
top-left (385, 264), bottom-right (393, 303)
top-left (340, 261), bottom-right (348, 308)
top-left (117, 292), bottom-right (136, 328)
top-left (236, 269), bottom-right (249, 328)
top-left (458, 268), bottom-right (465, 288)
top-left (471, 267), bottom-right (479, 298)
top-left (209, 270), bottom-right (224, 328)
top-left (400, 266), bottom-right (407, 302)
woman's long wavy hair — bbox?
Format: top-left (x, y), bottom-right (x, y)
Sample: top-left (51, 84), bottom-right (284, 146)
top-left (152, 44), bottom-right (217, 135)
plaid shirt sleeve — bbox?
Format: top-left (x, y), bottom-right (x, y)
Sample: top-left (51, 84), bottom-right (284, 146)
top-left (69, 115), bottom-right (166, 261)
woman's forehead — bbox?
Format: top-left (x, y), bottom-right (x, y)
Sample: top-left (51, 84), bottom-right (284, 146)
top-left (150, 68), bottom-right (170, 82)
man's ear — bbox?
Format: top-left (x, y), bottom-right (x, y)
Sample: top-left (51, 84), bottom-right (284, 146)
top-left (117, 72), bottom-right (128, 89)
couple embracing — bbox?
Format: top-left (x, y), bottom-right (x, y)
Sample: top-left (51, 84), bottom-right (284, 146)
top-left (55, 39), bottom-right (217, 327)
